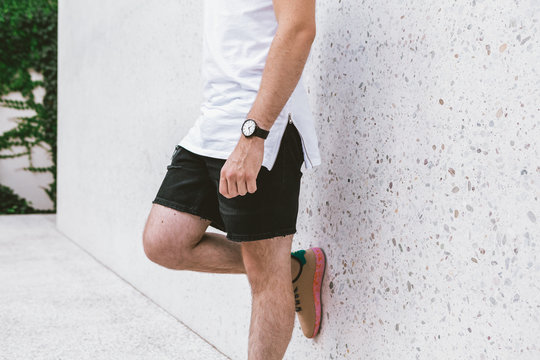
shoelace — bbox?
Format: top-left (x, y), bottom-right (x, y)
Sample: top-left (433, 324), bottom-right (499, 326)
top-left (293, 286), bottom-right (302, 312)
top-left (291, 254), bottom-right (304, 312)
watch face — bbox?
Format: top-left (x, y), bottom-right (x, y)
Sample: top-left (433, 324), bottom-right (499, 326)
top-left (242, 119), bottom-right (256, 136)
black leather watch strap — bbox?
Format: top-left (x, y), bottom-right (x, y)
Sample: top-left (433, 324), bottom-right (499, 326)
top-left (246, 118), bottom-right (269, 139)
top-left (253, 125), bottom-right (269, 139)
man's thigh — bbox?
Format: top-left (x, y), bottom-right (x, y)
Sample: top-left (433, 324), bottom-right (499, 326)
top-left (241, 234), bottom-right (294, 289)
top-left (143, 203), bottom-right (212, 248)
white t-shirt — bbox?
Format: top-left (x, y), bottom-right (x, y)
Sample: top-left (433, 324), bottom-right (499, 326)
top-left (178, 0), bottom-right (321, 171)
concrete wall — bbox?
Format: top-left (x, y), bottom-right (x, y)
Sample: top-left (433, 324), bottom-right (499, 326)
top-left (58, 0), bottom-right (540, 359)
top-left (0, 72), bottom-right (54, 211)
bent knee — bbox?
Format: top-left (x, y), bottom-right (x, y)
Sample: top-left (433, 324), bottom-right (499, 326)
top-left (142, 229), bottom-right (167, 264)
top-left (142, 227), bottom-right (191, 269)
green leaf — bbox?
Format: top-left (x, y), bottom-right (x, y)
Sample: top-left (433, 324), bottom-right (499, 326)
top-left (0, 0), bottom-right (57, 213)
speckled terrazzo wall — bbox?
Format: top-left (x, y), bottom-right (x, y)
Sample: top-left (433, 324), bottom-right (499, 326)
top-left (287, 0), bottom-right (539, 358)
top-left (58, 0), bottom-right (539, 359)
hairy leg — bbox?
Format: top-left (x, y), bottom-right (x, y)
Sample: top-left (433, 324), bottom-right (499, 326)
top-left (143, 203), bottom-right (245, 273)
top-left (242, 234), bottom-right (296, 360)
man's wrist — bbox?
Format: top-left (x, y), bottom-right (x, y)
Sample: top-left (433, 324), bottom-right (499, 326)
top-left (246, 113), bottom-right (273, 132)
top-left (256, 121), bottom-right (271, 132)
top-left (239, 133), bottom-right (265, 151)
top-left (241, 134), bottom-right (265, 142)
top-left (241, 117), bottom-right (271, 140)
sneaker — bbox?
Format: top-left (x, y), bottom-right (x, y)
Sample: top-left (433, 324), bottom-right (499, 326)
top-left (290, 247), bottom-right (326, 338)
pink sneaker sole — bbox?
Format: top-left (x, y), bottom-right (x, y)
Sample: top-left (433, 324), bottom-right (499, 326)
top-left (310, 247), bottom-right (326, 338)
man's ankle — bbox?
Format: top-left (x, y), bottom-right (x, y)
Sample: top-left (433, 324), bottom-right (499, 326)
top-left (291, 254), bottom-right (301, 282)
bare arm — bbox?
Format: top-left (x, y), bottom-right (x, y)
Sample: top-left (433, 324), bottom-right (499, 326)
top-left (219, 0), bottom-right (316, 198)
top-left (247, 0), bottom-right (316, 130)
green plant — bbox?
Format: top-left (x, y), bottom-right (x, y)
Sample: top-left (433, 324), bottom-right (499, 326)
top-left (0, 0), bottom-right (57, 212)
top-left (0, 183), bottom-right (37, 214)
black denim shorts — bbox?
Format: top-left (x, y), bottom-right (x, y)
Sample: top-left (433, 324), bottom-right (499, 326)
top-left (152, 120), bottom-right (304, 242)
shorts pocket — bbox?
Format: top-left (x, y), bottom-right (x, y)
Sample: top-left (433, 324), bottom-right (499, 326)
top-left (170, 144), bottom-right (183, 161)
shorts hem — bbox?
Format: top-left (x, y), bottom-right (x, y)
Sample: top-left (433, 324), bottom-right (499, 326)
top-left (152, 197), bottom-right (226, 232)
top-left (226, 228), bottom-right (297, 242)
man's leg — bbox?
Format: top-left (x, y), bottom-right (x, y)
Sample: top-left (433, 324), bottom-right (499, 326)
top-left (143, 203), bottom-right (302, 277)
top-left (241, 234), bottom-right (296, 360)
top-left (143, 203), bottom-right (245, 273)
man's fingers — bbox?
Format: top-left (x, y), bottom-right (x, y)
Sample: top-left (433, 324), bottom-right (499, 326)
top-left (227, 174), bottom-right (238, 197)
top-left (237, 179), bottom-right (248, 196)
top-left (221, 164), bottom-right (258, 198)
top-left (246, 174), bottom-right (257, 193)
top-left (219, 173), bottom-right (229, 198)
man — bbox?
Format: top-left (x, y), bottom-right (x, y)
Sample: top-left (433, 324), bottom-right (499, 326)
top-left (142, 0), bottom-right (325, 358)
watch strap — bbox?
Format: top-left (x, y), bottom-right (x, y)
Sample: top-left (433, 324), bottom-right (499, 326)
top-left (246, 118), bottom-right (269, 139)
top-left (253, 125), bottom-right (269, 139)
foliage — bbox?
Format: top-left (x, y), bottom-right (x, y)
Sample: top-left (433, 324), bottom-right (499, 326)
top-left (0, 183), bottom-right (38, 214)
top-left (0, 0), bottom-right (57, 212)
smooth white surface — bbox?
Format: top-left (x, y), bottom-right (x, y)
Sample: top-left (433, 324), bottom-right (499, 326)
top-left (58, 0), bottom-right (540, 359)
top-left (0, 214), bottom-right (228, 360)
top-left (58, 1), bottom-right (252, 359)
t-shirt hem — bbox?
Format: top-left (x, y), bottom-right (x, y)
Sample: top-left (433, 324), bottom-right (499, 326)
top-left (178, 139), bottom-right (280, 172)
top-left (179, 132), bottom-right (320, 172)
top-left (177, 140), bottom-right (231, 160)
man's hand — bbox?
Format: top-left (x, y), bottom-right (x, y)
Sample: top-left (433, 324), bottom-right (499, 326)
top-left (219, 0), bottom-right (315, 199)
top-left (219, 135), bottom-right (265, 198)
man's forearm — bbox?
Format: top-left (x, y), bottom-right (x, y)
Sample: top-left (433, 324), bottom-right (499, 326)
top-left (247, 26), bottom-right (315, 131)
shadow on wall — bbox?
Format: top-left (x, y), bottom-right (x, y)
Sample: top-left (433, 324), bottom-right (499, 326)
top-left (307, 9), bottom-right (374, 247)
